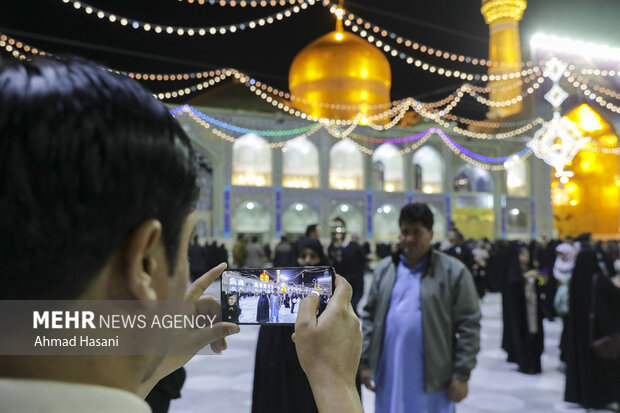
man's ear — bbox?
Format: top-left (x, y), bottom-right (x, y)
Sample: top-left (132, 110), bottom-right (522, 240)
top-left (122, 219), bottom-right (163, 300)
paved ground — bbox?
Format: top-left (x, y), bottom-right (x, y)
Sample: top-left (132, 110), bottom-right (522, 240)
top-left (237, 295), bottom-right (298, 324)
top-left (170, 275), bottom-right (606, 413)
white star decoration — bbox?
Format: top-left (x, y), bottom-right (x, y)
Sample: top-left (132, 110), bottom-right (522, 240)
top-left (527, 112), bottom-right (590, 177)
top-left (543, 58), bottom-right (568, 83)
top-left (544, 84), bottom-right (569, 108)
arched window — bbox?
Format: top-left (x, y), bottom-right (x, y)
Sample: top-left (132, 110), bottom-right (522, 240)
top-left (372, 143), bottom-right (403, 192)
top-left (232, 200), bottom-right (271, 236)
top-left (412, 146), bottom-right (444, 193)
top-left (282, 202), bottom-right (319, 236)
top-left (282, 136), bottom-right (319, 188)
top-left (232, 133), bottom-right (271, 186)
top-left (329, 140), bottom-right (363, 190)
top-left (373, 204), bottom-right (399, 241)
top-left (505, 157), bottom-right (528, 197)
top-left (453, 165), bottom-right (493, 193)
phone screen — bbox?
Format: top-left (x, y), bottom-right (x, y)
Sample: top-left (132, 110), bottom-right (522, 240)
top-left (221, 266), bottom-right (335, 325)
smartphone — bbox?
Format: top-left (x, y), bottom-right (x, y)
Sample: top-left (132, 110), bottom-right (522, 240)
top-left (221, 266), bottom-right (335, 325)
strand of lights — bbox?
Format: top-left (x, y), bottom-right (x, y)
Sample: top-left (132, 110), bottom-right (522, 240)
top-left (564, 73), bottom-right (620, 114)
top-left (348, 23), bottom-right (540, 84)
top-left (531, 33), bottom-right (620, 63)
top-left (410, 102), bottom-right (545, 140)
top-left (176, 0), bottom-right (307, 5)
top-left (327, 1), bottom-right (535, 69)
top-left (580, 68), bottom-right (619, 78)
top-left (460, 76), bottom-right (546, 107)
top-left (181, 105), bottom-right (317, 135)
top-left (565, 71), bottom-right (620, 100)
top-left (0, 33), bottom-right (542, 118)
top-left (154, 70), bottom-right (234, 100)
top-left (0, 34), bottom-right (557, 132)
top-left (60, 0), bottom-right (315, 36)
top-left (398, 133), bottom-right (433, 155)
top-left (179, 105), bottom-right (534, 169)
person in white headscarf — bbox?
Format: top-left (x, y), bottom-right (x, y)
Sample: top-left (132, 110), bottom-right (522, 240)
top-left (554, 243), bottom-right (577, 284)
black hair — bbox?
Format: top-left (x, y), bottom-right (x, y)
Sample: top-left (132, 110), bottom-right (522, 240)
top-left (0, 57), bottom-right (199, 299)
top-left (398, 203), bottom-right (434, 231)
top-left (305, 224), bottom-right (318, 237)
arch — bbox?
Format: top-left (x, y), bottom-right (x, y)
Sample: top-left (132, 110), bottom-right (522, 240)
top-left (505, 157), bottom-right (528, 197)
top-left (232, 200), bottom-right (271, 236)
top-left (372, 143), bottom-right (403, 192)
top-left (373, 204), bottom-right (399, 241)
top-left (232, 133), bottom-right (271, 186)
top-left (412, 145), bottom-right (444, 193)
top-left (329, 140), bottom-right (363, 190)
top-left (282, 136), bottom-right (319, 188)
top-left (282, 202), bottom-right (319, 236)
top-left (329, 203), bottom-right (363, 237)
top-left (453, 164), bottom-right (493, 193)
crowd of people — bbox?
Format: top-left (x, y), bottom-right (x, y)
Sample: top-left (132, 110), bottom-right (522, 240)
top-left (200, 215), bottom-right (620, 412)
top-left (2, 57), bottom-right (617, 413)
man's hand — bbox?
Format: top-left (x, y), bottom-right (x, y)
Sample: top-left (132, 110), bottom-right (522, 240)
top-left (447, 378), bottom-right (468, 402)
top-left (292, 275), bottom-right (363, 413)
top-left (359, 368), bottom-right (374, 391)
top-left (137, 263), bottom-right (240, 397)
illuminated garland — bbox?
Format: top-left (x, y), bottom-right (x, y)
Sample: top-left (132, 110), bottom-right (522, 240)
top-left (174, 105), bottom-right (534, 170)
top-left (326, 1), bottom-right (535, 69)
top-left (0, 33), bottom-right (548, 128)
top-left (180, 105), bottom-right (317, 135)
top-left (176, 0), bottom-right (307, 5)
top-left (60, 0), bottom-right (316, 36)
top-left (563, 72), bottom-right (620, 114)
top-left (580, 68), bottom-right (619, 78)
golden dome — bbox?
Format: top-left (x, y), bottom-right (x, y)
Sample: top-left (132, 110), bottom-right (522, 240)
top-left (288, 30), bottom-right (391, 121)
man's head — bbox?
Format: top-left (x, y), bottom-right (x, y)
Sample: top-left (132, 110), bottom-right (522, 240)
top-left (305, 224), bottom-right (319, 239)
top-left (398, 203), bottom-right (434, 263)
top-left (0, 57), bottom-right (199, 300)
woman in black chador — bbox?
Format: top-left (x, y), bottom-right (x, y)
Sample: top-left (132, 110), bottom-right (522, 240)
top-left (502, 244), bottom-right (544, 374)
top-left (252, 238), bottom-right (327, 413)
top-left (256, 292), bottom-right (269, 323)
top-left (564, 249), bottom-right (620, 409)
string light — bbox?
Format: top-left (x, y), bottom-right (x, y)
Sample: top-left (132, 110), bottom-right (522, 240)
top-left (580, 68), bottom-right (619, 78)
top-left (346, 22), bottom-right (540, 83)
top-left (327, 1), bottom-right (536, 69)
top-left (565, 70), bottom-right (620, 100)
top-left (564, 72), bottom-right (620, 114)
top-left (178, 104), bottom-right (535, 169)
top-left (180, 104), bottom-right (317, 135)
top-left (176, 0), bottom-right (307, 5)
top-left (60, 0), bottom-right (315, 36)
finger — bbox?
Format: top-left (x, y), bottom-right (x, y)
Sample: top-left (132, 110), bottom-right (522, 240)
top-left (291, 332), bottom-right (296, 343)
top-left (210, 338), bottom-right (227, 353)
top-left (186, 263), bottom-right (227, 300)
top-left (324, 275), bottom-right (353, 310)
top-left (295, 292), bottom-right (320, 330)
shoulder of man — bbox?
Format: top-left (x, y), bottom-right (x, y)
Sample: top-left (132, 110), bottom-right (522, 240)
top-left (431, 249), bottom-right (468, 275)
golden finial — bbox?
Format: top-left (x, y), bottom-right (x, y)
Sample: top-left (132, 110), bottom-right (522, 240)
top-left (335, 0), bottom-right (344, 33)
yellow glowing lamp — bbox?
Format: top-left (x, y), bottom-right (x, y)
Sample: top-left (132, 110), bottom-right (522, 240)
top-left (259, 271), bottom-right (269, 282)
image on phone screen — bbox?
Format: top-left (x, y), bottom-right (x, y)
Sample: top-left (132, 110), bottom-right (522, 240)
top-left (221, 266), bottom-right (335, 325)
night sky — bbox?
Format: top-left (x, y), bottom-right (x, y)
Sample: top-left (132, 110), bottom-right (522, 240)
top-left (1, 0), bottom-right (619, 120)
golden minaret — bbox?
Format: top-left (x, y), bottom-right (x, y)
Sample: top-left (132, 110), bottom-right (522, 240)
top-left (480, 0), bottom-right (527, 119)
